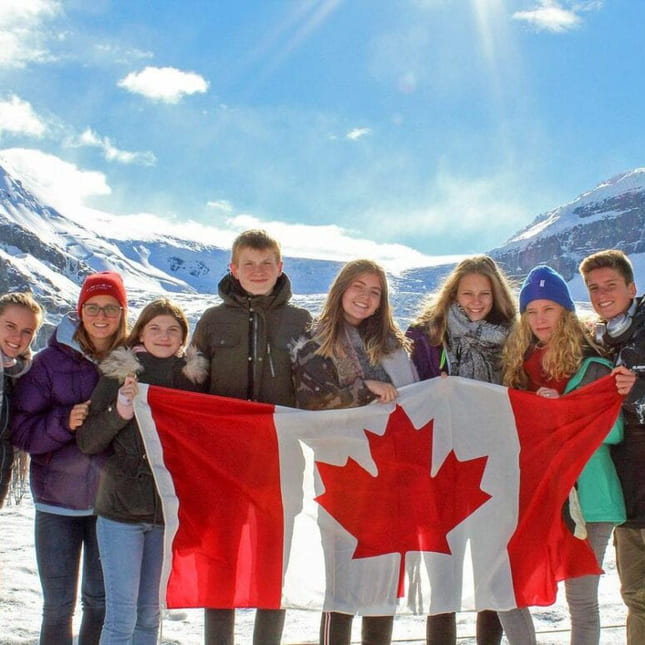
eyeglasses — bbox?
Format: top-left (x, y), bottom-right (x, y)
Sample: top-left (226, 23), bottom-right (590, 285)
top-left (82, 304), bottom-right (123, 318)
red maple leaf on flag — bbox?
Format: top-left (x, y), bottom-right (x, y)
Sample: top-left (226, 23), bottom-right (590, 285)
top-left (315, 404), bottom-right (491, 597)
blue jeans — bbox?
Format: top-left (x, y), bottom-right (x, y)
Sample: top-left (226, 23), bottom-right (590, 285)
top-left (97, 517), bottom-right (163, 645)
top-left (35, 510), bottom-right (105, 645)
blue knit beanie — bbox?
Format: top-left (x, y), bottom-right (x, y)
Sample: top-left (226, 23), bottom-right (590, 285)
top-left (519, 265), bottom-right (575, 313)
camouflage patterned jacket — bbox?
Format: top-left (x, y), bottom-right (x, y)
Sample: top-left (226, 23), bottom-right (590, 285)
top-left (290, 333), bottom-right (417, 411)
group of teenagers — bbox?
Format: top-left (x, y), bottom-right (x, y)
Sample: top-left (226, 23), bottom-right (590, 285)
top-left (1, 227), bottom-right (644, 645)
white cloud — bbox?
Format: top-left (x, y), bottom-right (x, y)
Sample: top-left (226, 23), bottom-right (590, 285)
top-left (0, 0), bottom-right (59, 25)
top-left (0, 96), bottom-right (47, 138)
top-left (117, 66), bottom-right (209, 104)
top-left (0, 148), bottom-right (110, 214)
top-left (0, 147), bottom-right (434, 272)
top-left (94, 208), bottom-right (445, 272)
top-left (224, 214), bottom-right (440, 273)
top-left (206, 199), bottom-right (234, 213)
top-left (512, 1), bottom-right (588, 33)
top-left (93, 43), bottom-right (154, 65)
top-left (69, 128), bottom-right (156, 166)
top-left (0, 0), bottom-right (60, 68)
top-left (346, 128), bottom-right (371, 141)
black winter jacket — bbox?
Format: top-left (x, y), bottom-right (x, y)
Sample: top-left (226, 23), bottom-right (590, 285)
top-left (605, 296), bottom-right (645, 527)
top-left (191, 273), bottom-right (311, 405)
top-left (76, 347), bottom-right (207, 524)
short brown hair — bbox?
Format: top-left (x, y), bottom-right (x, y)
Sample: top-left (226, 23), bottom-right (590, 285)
top-left (231, 229), bottom-right (282, 265)
top-left (126, 298), bottom-right (189, 348)
top-left (579, 249), bottom-right (634, 286)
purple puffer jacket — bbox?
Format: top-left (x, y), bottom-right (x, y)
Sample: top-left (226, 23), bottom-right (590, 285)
top-left (10, 314), bottom-right (104, 512)
top-left (405, 324), bottom-right (444, 381)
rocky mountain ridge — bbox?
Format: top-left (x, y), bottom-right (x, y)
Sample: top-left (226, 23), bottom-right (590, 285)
top-left (2, 163), bottom-right (645, 335)
top-left (490, 169), bottom-right (645, 280)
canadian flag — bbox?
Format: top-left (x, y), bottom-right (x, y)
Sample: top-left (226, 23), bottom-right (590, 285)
top-left (134, 375), bottom-right (622, 616)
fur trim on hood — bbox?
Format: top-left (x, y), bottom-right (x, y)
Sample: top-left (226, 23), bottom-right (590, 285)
top-left (99, 346), bottom-right (209, 384)
top-left (182, 346), bottom-right (208, 384)
top-left (99, 347), bottom-right (143, 382)
top-left (289, 335), bottom-right (311, 363)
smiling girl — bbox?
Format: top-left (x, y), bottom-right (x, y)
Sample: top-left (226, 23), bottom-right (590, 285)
top-left (0, 292), bottom-right (43, 508)
top-left (11, 272), bottom-right (128, 644)
top-left (406, 255), bottom-right (519, 645)
top-left (291, 259), bottom-right (417, 645)
top-left (503, 265), bottom-right (627, 645)
top-left (76, 298), bottom-right (207, 645)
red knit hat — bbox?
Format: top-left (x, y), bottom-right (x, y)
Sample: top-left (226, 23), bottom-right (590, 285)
top-left (77, 271), bottom-right (127, 317)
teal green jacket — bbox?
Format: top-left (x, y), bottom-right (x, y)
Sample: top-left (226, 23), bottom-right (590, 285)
top-left (564, 357), bottom-right (626, 524)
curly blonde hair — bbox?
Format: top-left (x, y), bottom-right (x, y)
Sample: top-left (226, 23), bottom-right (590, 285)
top-left (314, 259), bottom-right (408, 365)
top-left (411, 255), bottom-right (517, 345)
top-left (502, 308), bottom-right (601, 389)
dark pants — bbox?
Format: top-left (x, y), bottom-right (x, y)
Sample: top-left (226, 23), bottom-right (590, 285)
top-left (426, 610), bottom-right (502, 644)
top-left (204, 608), bottom-right (285, 645)
top-left (35, 510), bottom-right (105, 645)
top-left (320, 612), bottom-right (393, 645)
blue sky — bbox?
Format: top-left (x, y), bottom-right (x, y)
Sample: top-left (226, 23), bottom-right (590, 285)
top-left (0, 0), bottom-right (643, 271)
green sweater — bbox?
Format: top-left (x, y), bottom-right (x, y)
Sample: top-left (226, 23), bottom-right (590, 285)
top-left (564, 357), bottom-right (626, 524)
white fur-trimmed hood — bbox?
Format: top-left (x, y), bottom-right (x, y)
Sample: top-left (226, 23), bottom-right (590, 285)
top-left (181, 345), bottom-right (209, 384)
top-left (100, 345), bottom-right (208, 384)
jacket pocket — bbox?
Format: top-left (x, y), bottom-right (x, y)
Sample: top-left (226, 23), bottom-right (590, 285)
top-left (208, 323), bottom-right (241, 351)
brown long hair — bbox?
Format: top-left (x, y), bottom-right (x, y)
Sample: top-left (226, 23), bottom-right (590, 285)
top-left (126, 298), bottom-right (189, 349)
top-left (411, 255), bottom-right (517, 344)
top-left (313, 259), bottom-right (408, 365)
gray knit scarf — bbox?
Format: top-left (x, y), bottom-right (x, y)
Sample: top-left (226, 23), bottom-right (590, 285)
top-left (444, 303), bottom-right (510, 384)
top-left (336, 324), bottom-right (390, 386)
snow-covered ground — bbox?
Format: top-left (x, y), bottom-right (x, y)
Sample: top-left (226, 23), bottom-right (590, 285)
top-left (0, 494), bottom-right (627, 644)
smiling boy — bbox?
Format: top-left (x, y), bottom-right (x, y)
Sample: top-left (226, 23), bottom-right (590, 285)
top-left (579, 249), bottom-right (644, 644)
top-left (191, 229), bottom-right (311, 645)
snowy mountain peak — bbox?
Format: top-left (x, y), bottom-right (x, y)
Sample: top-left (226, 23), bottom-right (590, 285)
top-left (491, 168), bottom-right (645, 281)
top-left (3, 160), bottom-right (645, 333)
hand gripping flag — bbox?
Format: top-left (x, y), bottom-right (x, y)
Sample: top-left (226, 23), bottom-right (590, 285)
top-left (134, 375), bottom-right (622, 615)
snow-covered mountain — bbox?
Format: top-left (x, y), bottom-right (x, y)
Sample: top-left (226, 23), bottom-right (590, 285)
top-left (0, 164), bottom-right (452, 335)
top-left (3, 162), bottom-right (645, 341)
top-left (490, 169), bottom-right (645, 283)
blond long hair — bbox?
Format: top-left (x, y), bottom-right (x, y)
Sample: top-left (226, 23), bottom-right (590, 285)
top-left (502, 308), bottom-right (600, 389)
top-left (314, 259), bottom-right (408, 365)
top-left (412, 256), bottom-right (517, 345)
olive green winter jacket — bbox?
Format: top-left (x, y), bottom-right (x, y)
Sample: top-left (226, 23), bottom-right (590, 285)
top-left (191, 273), bottom-right (312, 406)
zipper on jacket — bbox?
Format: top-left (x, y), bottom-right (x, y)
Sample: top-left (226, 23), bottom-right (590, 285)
top-left (247, 304), bottom-right (257, 400)
top-left (267, 342), bottom-right (276, 378)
